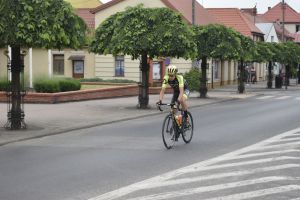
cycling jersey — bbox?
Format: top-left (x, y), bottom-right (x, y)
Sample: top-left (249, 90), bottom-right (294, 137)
top-left (161, 74), bottom-right (188, 92)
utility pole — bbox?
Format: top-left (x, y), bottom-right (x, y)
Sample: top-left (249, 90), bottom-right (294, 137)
top-left (192, 0), bottom-right (195, 25)
top-left (282, 0), bottom-right (288, 89)
top-left (282, 0), bottom-right (285, 42)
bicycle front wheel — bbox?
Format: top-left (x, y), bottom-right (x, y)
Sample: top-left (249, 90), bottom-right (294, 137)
top-left (162, 114), bottom-right (175, 149)
top-left (182, 112), bottom-right (194, 143)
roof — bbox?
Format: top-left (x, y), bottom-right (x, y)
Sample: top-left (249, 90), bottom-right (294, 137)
top-left (262, 2), bottom-right (300, 23)
top-left (90, 0), bottom-right (218, 25)
top-left (75, 8), bottom-right (96, 29)
top-left (290, 32), bottom-right (300, 43)
top-left (64, 0), bottom-right (101, 8)
top-left (161, 0), bottom-right (218, 25)
top-left (207, 8), bottom-right (264, 38)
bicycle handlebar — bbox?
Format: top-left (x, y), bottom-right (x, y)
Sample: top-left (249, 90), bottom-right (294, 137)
top-left (156, 102), bottom-right (180, 112)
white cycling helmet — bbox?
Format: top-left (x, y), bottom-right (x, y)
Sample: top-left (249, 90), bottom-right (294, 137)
top-left (167, 65), bottom-right (177, 74)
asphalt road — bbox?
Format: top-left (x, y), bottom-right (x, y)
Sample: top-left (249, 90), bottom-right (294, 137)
top-left (0, 91), bottom-right (300, 200)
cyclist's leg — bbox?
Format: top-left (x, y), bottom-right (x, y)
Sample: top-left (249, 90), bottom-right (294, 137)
top-left (171, 92), bottom-right (179, 104)
top-left (182, 89), bottom-right (190, 125)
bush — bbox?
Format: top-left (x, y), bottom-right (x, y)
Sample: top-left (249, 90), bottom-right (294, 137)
top-left (59, 79), bottom-right (81, 92)
top-left (0, 80), bottom-right (10, 91)
top-left (33, 78), bottom-right (81, 93)
top-left (184, 67), bottom-right (201, 91)
top-left (34, 79), bottom-right (60, 93)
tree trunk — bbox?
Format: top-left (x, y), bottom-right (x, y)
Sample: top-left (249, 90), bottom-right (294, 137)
top-left (298, 64), bottom-right (300, 84)
top-left (267, 61), bottom-right (272, 89)
top-left (238, 60), bottom-right (245, 93)
top-left (138, 53), bottom-right (149, 109)
top-left (10, 46), bottom-right (23, 129)
top-left (199, 56), bottom-right (207, 98)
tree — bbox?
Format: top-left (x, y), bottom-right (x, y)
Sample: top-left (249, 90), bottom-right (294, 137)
top-left (235, 34), bottom-right (255, 93)
top-left (89, 4), bottom-right (195, 108)
top-left (192, 24), bottom-right (240, 98)
top-left (254, 42), bottom-right (274, 88)
top-left (0, 0), bottom-right (87, 129)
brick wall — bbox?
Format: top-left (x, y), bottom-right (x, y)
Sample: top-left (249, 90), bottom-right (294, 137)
top-left (0, 86), bottom-right (172, 104)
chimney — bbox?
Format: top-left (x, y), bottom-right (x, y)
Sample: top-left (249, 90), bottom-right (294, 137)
top-left (268, 7), bottom-right (271, 10)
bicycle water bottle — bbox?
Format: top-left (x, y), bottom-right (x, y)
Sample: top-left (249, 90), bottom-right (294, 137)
top-left (175, 114), bottom-right (182, 126)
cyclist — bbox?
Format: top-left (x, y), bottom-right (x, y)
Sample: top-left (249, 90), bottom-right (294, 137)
top-left (157, 65), bottom-right (190, 121)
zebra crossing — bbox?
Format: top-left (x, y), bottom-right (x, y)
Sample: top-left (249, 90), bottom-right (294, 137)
top-left (89, 128), bottom-right (300, 200)
top-left (256, 95), bottom-right (300, 100)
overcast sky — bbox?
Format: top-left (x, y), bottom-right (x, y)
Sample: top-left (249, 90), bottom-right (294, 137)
top-left (100, 0), bottom-right (300, 14)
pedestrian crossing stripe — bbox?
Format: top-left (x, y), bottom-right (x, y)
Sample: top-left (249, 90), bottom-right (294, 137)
top-left (275, 96), bottom-right (292, 100)
top-left (88, 128), bottom-right (300, 200)
top-left (256, 96), bottom-right (274, 99)
top-left (255, 95), bottom-right (296, 100)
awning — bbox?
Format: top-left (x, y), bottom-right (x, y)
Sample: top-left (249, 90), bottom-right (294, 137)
top-left (68, 55), bottom-right (85, 60)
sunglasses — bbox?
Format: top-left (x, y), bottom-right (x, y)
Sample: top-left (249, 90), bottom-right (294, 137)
top-left (168, 74), bottom-right (175, 77)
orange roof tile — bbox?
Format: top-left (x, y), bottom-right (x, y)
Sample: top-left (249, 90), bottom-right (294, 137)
top-left (162, 0), bottom-right (218, 25)
top-left (75, 8), bottom-right (95, 29)
top-left (262, 2), bottom-right (300, 23)
top-left (291, 33), bottom-right (300, 43)
top-left (207, 8), bottom-right (263, 38)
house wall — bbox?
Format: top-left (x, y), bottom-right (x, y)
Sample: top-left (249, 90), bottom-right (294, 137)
top-left (95, 55), bottom-right (140, 81)
top-left (0, 49), bottom-right (7, 79)
top-left (285, 24), bottom-right (298, 33)
top-left (95, 0), bottom-right (167, 26)
top-left (0, 48), bottom-right (95, 87)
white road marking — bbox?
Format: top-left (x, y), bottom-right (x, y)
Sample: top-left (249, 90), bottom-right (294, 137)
top-left (249, 141), bottom-right (300, 151)
top-left (88, 127), bottom-right (300, 200)
top-left (125, 177), bottom-right (300, 200)
top-left (204, 185), bottom-right (300, 200)
top-left (256, 96), bottom-right (274, 100)
top-left (275, 96), bottom-right (292, 100)
top-left (136, 164), bottom-right (300, 190)
top-left (223, 149), bottom-right (300, 160)
top-left (278, 137), bottom-right (300, 142)
top-left (183, 156), bottom-right (300, 172)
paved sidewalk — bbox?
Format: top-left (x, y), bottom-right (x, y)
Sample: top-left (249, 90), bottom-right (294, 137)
top-left (1, 80), bottom-right (299, 146)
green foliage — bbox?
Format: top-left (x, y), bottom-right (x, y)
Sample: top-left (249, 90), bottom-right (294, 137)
top-left (33, 78), bottom-right (81, 93)
top-left (0, 80), bottom-right (10, 91)
top-left (34, 79), bottom-right (60, 93)
top-left (80, 78), bottom-right (137, 83)
top-left (89, 4), bottom-right (196, 59)
top-left (192, 24), bottom-right (240, 60)
top-left (0, 0), bottom-right (87, 49)
top-left (254, 42), bottom-right (274, 63)
top-left (183, 68), bottom-right (201, 91)
top-left (58, 79), bottom-right (81, 92)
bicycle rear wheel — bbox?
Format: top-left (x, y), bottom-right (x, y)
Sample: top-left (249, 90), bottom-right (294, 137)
top-left (162, 114), bottom-right (176, 149)
top-left (181, 112), bottom-right (194, 143)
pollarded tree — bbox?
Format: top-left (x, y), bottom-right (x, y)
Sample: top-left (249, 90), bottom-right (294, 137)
top-left (89, 4), bottom-right (195, 108)
top-left (254, 42), bottom-right (274, 88)
top-left (192, 24), bottom-right (240, 98)
top-left (0, 0), bottom-right (87, 129)
top-left (235, 33), bottom-right (255, 93)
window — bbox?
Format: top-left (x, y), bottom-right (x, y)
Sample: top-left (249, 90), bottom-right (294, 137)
top-left (271, 36), bottom-right (274, 42)
top-left (53, 55), bottom-right (64, 75)
top-left (152, 62), bottom-right (161, 80)
top-left (73, 60), bottom-right (84, 78)
top-left (296, 25), bottom-right (300, 32)
top-left (115, 55), bottom-right (124, 77)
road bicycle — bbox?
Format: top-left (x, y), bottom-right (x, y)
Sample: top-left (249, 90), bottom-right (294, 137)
top-left (157, 102), bottom-right (194, 149)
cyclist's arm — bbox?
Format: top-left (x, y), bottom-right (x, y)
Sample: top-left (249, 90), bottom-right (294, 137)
top-left (177, 75), bottom-right (184, 102)
top-left (159, 76), bottom-right (168, 102)
top-left (159, 87), bottom-right (166, 102)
